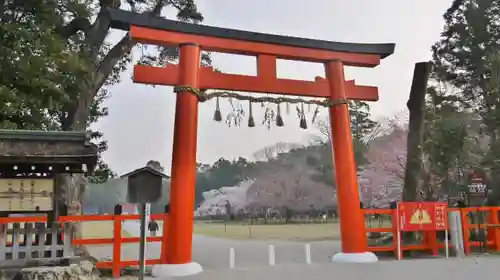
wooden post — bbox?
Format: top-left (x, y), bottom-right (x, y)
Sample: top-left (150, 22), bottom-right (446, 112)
top-left (165, 43), bottom-right (201, 264)
top-left (325, 60), bottom-right (367, 253)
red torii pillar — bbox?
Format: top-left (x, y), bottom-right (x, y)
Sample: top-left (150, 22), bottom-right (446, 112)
top-left (106, 8), bottom-right (394, 276)
top-left (166, 43), bottom-right (201, 267)
top-left (326, 61), bottom-right (371, 259)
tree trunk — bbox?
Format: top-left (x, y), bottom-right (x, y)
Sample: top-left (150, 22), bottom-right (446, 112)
top-left (402, 62), bottom-right (433, 202)
top-left (49, 0), bottom-right (197, 243)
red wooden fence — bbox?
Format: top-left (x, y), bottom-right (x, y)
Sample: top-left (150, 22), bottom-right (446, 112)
top-left (1, 206), bottom-right (499, 278)
top-left (364, 206), bottom-right (500, 258)
top-left (0, 213), bottom-right (169, 278)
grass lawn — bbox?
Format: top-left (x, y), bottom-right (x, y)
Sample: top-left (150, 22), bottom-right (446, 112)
top-left (193, 218), bottom-right (394, 241)
top-left (193, 222), bottom-right (342, 241)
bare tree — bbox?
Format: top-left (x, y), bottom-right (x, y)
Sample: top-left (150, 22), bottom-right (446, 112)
top-left (252, 142), bottom-right (303, 161)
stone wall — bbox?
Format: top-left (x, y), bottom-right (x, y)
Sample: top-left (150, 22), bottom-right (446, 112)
top-left (0, 261), bottom-right (98, 280)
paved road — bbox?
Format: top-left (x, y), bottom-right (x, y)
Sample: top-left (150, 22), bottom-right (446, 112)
top-left (87, 221), bottom-right (341, 270)
top-left (177, 257), bottom-right (498, 280)
top-left (108, 257), bottom-right (498, 280)
top-left (90, 221), bottom-right (500, 280)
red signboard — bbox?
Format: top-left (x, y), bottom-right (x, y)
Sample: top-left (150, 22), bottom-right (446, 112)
top-left (397, 202), bottom-right (448, 232)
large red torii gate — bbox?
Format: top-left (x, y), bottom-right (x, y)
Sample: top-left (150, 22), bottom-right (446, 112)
top-left (108, 8), bottom-right (394, 276)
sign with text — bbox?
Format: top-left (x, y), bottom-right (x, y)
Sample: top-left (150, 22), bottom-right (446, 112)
top-left (398, 202), bottom-right (448, 232)
top-left (467, 171), bottom-right (487, 194)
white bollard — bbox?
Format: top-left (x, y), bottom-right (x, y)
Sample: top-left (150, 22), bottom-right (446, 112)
top-left (229, 247), bottom-right (235, 269)
top-left (449, 211), bottom-right (465, 257)
top-left (305, 243), bottom-right (312, 264)
top-left (268, 245), bottom-right (275, 266)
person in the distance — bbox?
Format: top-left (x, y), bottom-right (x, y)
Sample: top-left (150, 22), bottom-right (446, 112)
top-left (148, 219), bottom-right (159, 236)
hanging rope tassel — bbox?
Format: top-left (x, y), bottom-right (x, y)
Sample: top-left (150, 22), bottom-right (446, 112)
top-left (311, 105), bottom-right (320, 124)
top-left (248, 100), bottom-right (255, 127)
top-left (213, 97), bottom-right (222, 122)
top-left (299, 103), bottom-right (307, 129)
top-left (276, 103), bottom-right (284, 127)
top-left (300, 115), bottom-right (308, 129)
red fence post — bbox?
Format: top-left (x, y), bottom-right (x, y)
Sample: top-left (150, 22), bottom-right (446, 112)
top-left (391, 209), bottom-right (401, 258)
top-left (112, 214), bottom-right (122, 278)
top-left (160, 214), bottom-right (169, 263)
top-left (426, 231), bottom-right (438, 256)
top-left (488, 207), bottom-right (500, 251)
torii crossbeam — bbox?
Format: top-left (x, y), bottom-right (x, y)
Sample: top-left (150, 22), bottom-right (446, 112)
top-left (108, 8), bottom-right (394, 276)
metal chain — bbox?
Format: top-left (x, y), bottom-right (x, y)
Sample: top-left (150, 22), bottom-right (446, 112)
top-left (173, 85), bottom-right (348, 107)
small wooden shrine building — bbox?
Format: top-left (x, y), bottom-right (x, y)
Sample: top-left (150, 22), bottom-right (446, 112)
top-left (0, 129), bottom-right (98, 221)
top-left (0, 129), bottom-right (98, 267)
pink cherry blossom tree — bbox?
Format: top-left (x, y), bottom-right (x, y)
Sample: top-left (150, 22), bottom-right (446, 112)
top-left (358, 116), bottom-right (407, 207)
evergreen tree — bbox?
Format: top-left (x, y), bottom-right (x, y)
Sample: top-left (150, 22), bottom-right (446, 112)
top-left (1, 0), bottom-right (208, 231)
top-left (432, 0), bottom-right (500, 203)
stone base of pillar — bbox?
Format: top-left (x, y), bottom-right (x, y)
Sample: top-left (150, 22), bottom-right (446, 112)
top-left (332, 252), bottom-right (378, 263)
top-left (151, 262), bottom-right (203, 278)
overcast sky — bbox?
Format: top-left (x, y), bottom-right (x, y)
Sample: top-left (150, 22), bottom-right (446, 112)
top-left (94, 0), bottom-right (453, 175)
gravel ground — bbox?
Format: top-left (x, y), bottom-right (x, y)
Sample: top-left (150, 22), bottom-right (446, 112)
top-left (89, 221), bottom-right (500, 280)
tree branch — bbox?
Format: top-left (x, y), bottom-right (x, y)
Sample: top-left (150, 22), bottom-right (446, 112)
top-left (61, 103), bottom-right (77, 130)
top-left (166, 0), bottom-right (182, 12)
top-left (94, 0), bottom-right (172, 91)
top-left (58, 17), bottom-right (92, 38)
top-left (85, 10), bottom-right (112, 63)
top-left (0, 0), bottom-right (6, 23)
top-left (94, 35), bottom-right (134, 91)
top-left (126, 0), bottom-right (137, 12)
top-left (68, 0), bottom-right (183, 130)
top-left (100, 0), bottom-right (121, 9)
top-left (152, 0), bottom-right (168, 15)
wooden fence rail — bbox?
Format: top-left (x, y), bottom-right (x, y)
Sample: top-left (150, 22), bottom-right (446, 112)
top-left (0, 221), bottom-right (77, 268)
top-left (0, 213), bottom-right (169, 278)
